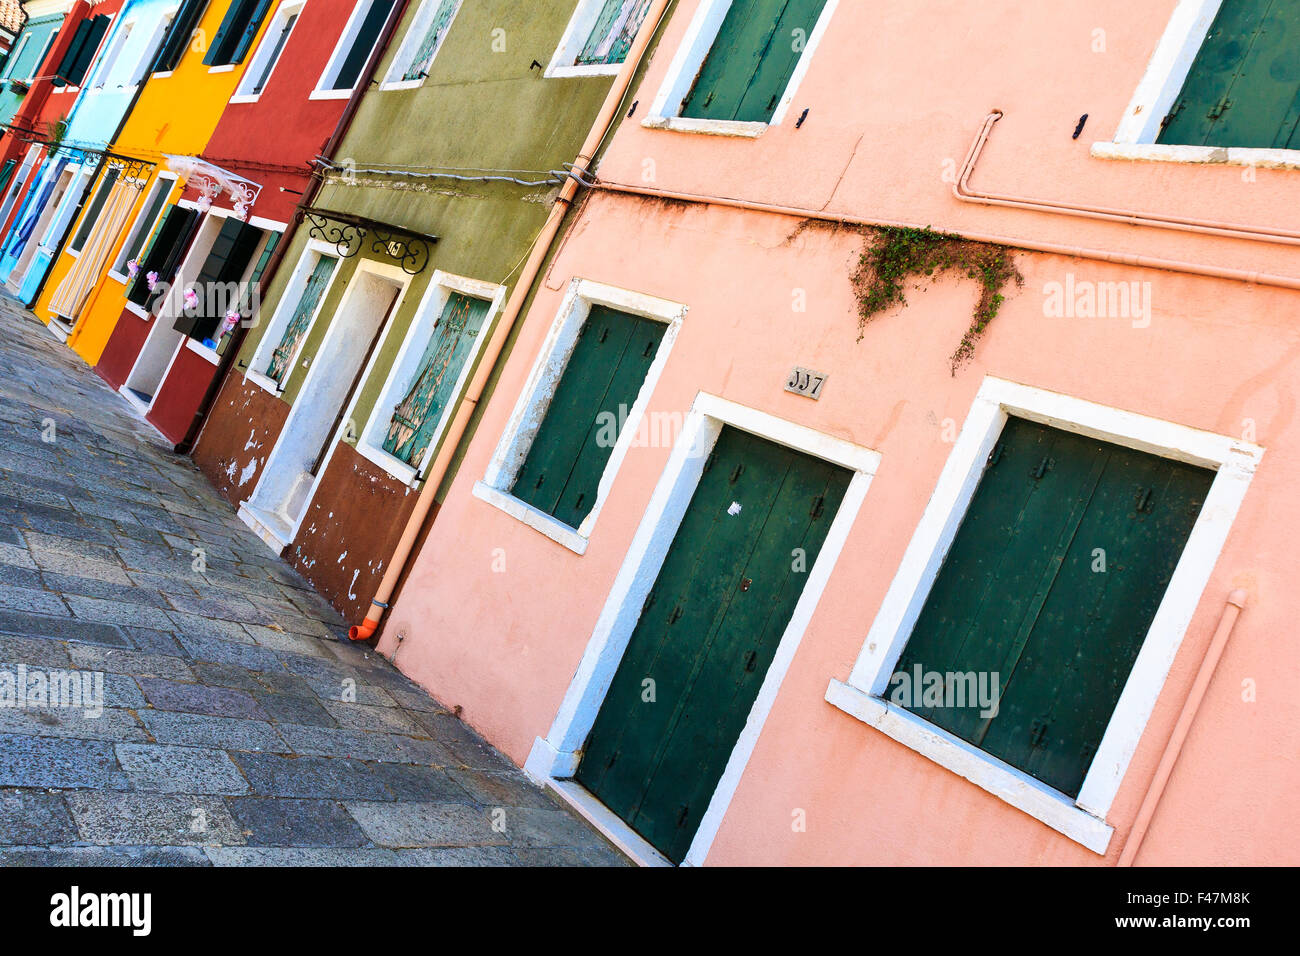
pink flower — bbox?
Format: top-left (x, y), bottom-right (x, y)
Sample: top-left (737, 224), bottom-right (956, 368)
top-left (221, 310), bottom-right (240, 333)
top-left (146, 271), bottom-right (159, 291)
top-left (183, 289), bottom-right (199, 309)
top-left (126, 260), bottom-right (140, 277)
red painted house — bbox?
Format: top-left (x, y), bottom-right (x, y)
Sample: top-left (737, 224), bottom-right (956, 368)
top-left (100, 0), bottom-right (365, 447)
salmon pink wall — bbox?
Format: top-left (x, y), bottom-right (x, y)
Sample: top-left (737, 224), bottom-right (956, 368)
top-left (378, 0), bottom-right (1300, 865)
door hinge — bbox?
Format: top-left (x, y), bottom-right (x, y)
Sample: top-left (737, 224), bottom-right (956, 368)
top-left (1135, 486), bottom-right (1154, 513)
top-left (1031, 456), bottom-right (1052, 480)
top-left (729, 462), bottom-right (745, 484)
top-left (1207, 94), bottom-right (1233, 121)
top-left (810, 495), bottom-right (825, 519)
top-left (987, 441), bottom-right (1005, 467)
top-left (668, 605), bottom-right (683, 625)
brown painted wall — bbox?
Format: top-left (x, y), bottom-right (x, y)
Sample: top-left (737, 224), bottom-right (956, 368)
top-left (192, 374), bottom-right (290, 506)
top-left (285, 440), bottom-right (421, 622)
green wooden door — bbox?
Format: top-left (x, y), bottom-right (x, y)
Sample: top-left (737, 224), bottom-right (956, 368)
top-left (1158, 0), bottom-right (1300, 148)
top-left (511, 305), bottom-right (666, 529)
top-left (680, 0), bottom-right (828, 123)
top-left (576, 427), bottom-right (852, 862)
top-left (893, 418), bottom-right (1214, 798)
top-left (381, 292), bottom-right (490, 470)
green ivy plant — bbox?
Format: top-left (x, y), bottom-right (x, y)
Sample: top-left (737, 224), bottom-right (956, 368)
top-left (851, 226), bottom-right (1022, 373)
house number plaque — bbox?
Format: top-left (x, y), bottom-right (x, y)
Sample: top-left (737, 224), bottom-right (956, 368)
top-left (785, 367), bottom-right (827, 400)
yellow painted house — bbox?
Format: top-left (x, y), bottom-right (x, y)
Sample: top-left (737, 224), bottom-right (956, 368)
top-left (37, 0), bottom-right (276, 366)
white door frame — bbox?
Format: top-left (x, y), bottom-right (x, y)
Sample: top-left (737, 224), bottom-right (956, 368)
top-left (525, 391), bottom-right (881, 866)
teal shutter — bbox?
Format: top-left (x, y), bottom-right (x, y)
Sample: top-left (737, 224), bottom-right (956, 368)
top-left (156, 0), bottom-right (208, 72)
top-left (51, 18), bottom-right (92, 86)
top-left (381, 292), bottom-right (490, 469)
top-left (249, 11), bottom-right (297, 93)
top-left (9, 19), bottom-right (61, 81)
top-left (229, 0), bottom-right (274, 65)
top-left (267, 255), bottom-right (335, 384)
top-left (69, 168), bottom-right (119, 253)
top-left (400, 0), bottom-right (458, 81)
top-left (576, 427), bottom-right (852, 863)
top-left (892, 418), bottom-right (1214, 798)
top-left (1158, 0), bottom-right (1300, 149)
top-left (172, 218), bottom-right (263, 339)
top-left (510, 306), bottom-right (667, 529)
top-left (576, 0), bottom-right (652, 66)
top-left (680, 0), bottom-right (827, 123)
top-left (204, 0), bottom-right (255, 66)
top-left (332, 0), bottom-right (394, 90)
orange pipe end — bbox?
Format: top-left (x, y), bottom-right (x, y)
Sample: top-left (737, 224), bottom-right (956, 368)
top-left (348, 617), bottom-right (380, 642)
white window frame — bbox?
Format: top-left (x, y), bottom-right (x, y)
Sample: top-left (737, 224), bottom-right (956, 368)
top-left (312, 0), bottom-right (388, 99)
top-left (5, 32), bottom-right (30, 79)
top-left (545, 0), bottom-right (648, 79)
top-left (37, 164), bottom-right (84, 248)
top-left (1094, 0), bottom-right (1300, 170)
top-left (472, 278), bottom-right (686, 556)
top-left (349, 270), bottom-right (505, 486)
top-left (109, 172), bottom-right (177, 283)
top-left (524, 391), bottom-right (880, 866)
top-left (232, 0), bottom-right (305, 102)
top-left (379, 0), bottom-right (462, 91)
top-left (87, 17), bottom-right (133, 90)
top-left (245, 238), bottom-right (343, 396)
top-left (643, 0), bottom-right (837, 138)
top-left (128, 8), bottom-right (178, 88)
top-left (825, 376), bottom-right (1263, 855)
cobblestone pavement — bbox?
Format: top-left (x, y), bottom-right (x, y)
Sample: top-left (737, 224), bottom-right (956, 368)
top-left (0, 295), bottom-right (626, 866)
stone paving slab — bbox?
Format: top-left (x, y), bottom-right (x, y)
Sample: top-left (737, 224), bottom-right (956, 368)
top-left (0, 297), bottom-right (625, 867)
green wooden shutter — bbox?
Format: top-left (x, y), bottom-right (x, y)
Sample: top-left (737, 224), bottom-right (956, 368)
top-left (249, 11), bottom-right (298, 93)
top-left (127, 204), bottom-right (200, 309)
top-left (400, 0), bottom-right (457, 81)
top-left (892, 417), bottom-right (1214, 798)
top-left (117, 183), bottom-right (171, 272)
top-left (67, 14), bottom-right (110, 85)
top-left (576, 0), bottom-right (652, 66)
top-left (266, 255), bottom-right (335, 383)
top-left (69, 168), bottom-right (119, 253)
top-left (229, 0), bottom-right (274, 65)
top-left (173, 218), bottom-right (264, 340)
top-left (1158, 0), bottom-right (1300, 149)
top-left (381, 291), bottom-right (490, 469)
top-left (576, 427), bottom-right (851, 863)
top-left (51, 18), bottom-right (92, 86)
top-left (0, 160), bottom-right (15, 195)
top-left (332, 0), bottom-right (394, 90)
top-left (204, 0), bottom-right (255, 66)
top-left (510, 306), bottom-right (667, 529)
top-left (681, 0), bottom-right (827, 123)
top-left (156, 0), bottom-right (208, 72)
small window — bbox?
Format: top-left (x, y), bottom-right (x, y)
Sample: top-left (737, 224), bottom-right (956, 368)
top-left (384, 0), bottom-right (460, 85)
top-left (69, 168), bottom-right (119, 254)
top-left (87, 21), bottom-right (133, 89)
top-left (126, 203), bottom-right (201, 311)
top-left (204, 0), bottom-right (275, 68)
top-left (235, 1), bottom-right (302, 96)
top-left (680, 0), bottom-right (829, 124)
top-left (1157, 0), bottom-right (1300, 149)
top-left (113, 176), bottom-right (174, 276)
top-left (173, 216), bottom-right (267, 342)
top-left (547, 0), bottom-right (652, 77)
top-left (51, 14), bottom-right (111, 87)
top-left (317, 0), bottom-right (395, 93)
top-left (888, 417), bottom-right (1213, 799)
top-left (261, 251), bottom-right (337, 385)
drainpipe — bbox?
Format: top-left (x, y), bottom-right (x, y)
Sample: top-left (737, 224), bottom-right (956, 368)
top-left (1117, 589), bottom-right (1248, 866)
top-left (175, 0), bottom-right (414, 455)
top-left (954, 111), bottom-right (1300, 246)
top-left (348, 0), bottom-right (675, 642)
top-left (583, 181), bottom-right (1300, 291)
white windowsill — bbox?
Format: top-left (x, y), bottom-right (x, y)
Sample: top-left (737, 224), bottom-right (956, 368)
top-left (151, 70), bottom-right (174, 79)
top-left (825, 678), bottom-right (1115, 855)
top-left (1092, 140), bottom-right (1300, 171)
top-left (185, 337), bottom-right (220, 366)
top-left (228, 93), bottom-right (261, 104)
top-left (641, 115), bottom-right (767, 138)
top-left (379, 78), bottom-right (423, 92)
top-left (107, 270), bottom-right (129, 285)
top-left (244, 367), bottom-right (284, 396)
top-left (208, 64), bottom-right (236, 74)
top-left (309, 88), bottom-right (352, 101)
top-left (472, 481), bottom-right (588, 555)
top-left (547, 61), bottom-right (623, 79)
top-left (124, 301), bottom-right (150, 320)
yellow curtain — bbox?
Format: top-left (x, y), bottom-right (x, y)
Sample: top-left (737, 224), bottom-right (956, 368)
top-left (48, 172), bottom-right (142, 322)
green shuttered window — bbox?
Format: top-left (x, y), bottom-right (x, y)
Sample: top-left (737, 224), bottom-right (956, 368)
top-left (576, 0), bottom-right (652, 66)
top-left (1159, 0), bottom-right (1300, 149)
top-left (171, 217), bottom-right (265, 341)
top-left (204, 0), bottom-right (275, 67)
top-left (400, 0), bottom-right (458, 81)
top-left (154, 0), bottom-right (208, 73)
top-left (381, 292), bottom-right (490, 470)
top-left (53, 15), bottom-right (110, 87)
top-left (891, 417), bottom-right (1214, 798)
top-left (510, 306), bottom-right (667, 530)
top-left (267, 255), bottom-right (334, 384)
top-left (680, 0), bottom-right (828, 123)
top-left (127, 204), bottom-right (200, 309)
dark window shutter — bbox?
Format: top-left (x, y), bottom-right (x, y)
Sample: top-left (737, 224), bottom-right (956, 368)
top-left (127, 204), bottom-right (200, 309)
top-left (51, 19), bottom-right (92, 87)
top-left (330, 0), bottom-right (394, 90)
top-left (1159, 0), bottom-right (1300, 148)
top-left (228, 0), bottom-right (274, 65)
top-left (156, 0), bottom-right (209, 72)
top-left (681, 0), bottom-right (827, 124)
top-left (172, 218), bottom-right (263, 340)
top-left (510, 305), bottom-right (667, 528)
